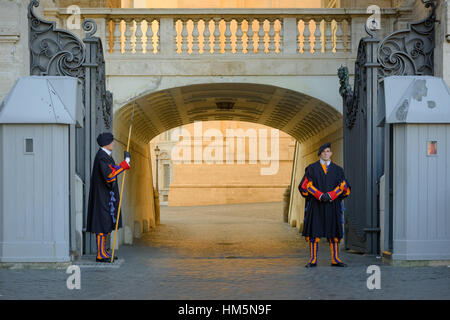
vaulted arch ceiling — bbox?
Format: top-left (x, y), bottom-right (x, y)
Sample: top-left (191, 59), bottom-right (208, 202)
top-left (116, 83), bottom-right (342, 144)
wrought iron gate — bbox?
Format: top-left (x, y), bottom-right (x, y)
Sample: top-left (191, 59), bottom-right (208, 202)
top-left (28, 0), bottom-right (113, 255)
top-left (338, 0), bottom-right (437, 254)
top-left (338, 30), bottom-right (381, 254)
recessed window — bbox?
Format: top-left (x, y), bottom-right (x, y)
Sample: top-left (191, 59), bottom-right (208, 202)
top-left (163, 164), bottom-right (170, 188)
top-left (427, 141), bottom-right (437, 156)
top-left (24, 138), bottom-right (34, 154)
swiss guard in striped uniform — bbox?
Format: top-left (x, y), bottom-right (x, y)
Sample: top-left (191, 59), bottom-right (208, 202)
top-left (87, 132), bottom-right (131, 263)
top-left (298, 142), bottom-right (351, 268)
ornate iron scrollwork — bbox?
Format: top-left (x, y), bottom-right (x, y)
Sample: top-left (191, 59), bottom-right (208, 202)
top-left (28, 0), bottom-right (86, 77)
top-left (93, 38), bottom-right (113, 130)
top-left (338, 38), bottom-right (367, 130)
top-left (28, 0), bottom-right (113, 130)
top-left (339, 0), bottom-right (437, 130)
top-left (378, 0), bottom-right (437, 77)
top-left (338, 66), bottom-right (355, 129)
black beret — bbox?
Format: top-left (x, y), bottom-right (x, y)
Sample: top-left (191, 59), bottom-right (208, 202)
top-left (97, 132), bottom-right (114, 147)
top-left (318, 142), bottom-right (331, 156)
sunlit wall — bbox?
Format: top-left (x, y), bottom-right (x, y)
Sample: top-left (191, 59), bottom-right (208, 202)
top-left (124, 0), bottom-right (326, 8)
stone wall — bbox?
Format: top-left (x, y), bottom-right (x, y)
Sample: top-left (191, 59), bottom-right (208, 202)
top-left (165, 121), bottom-right (296, 206)
top-left (57, 0), bottom-right (112, 7)
top-left (112, 115), bottom-right (157, 245)
top-left (434, 0), bottom-right (450, 87)
top-left (0, 0), bottom-right (30, 102)
top-left (339, 0), bottom-right (395, 8)
top-left (125, 0), bottom-right (323, 8)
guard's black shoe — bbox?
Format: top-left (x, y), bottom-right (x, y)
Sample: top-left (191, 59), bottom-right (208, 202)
top-left (96, 258), bottom-right (110, 263)
top-left (331, 262), bottom-right (347, 267)
top-left (305, 263), bottom-right (317, 268)
top-left (106, 252), bottom-right (118, 261)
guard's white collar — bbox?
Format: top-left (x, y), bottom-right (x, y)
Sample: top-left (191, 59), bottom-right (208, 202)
top-left (101, 147), bottom-right (112, 156)
top-left (320, 158), bottom-right (331, 166)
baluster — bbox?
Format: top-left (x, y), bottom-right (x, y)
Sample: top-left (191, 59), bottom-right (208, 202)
top-left (325, 18), bottom-right (333, 53)
top-left (230, 19), bottom-right (237, 53)
top-left (224, 19), bottom-right (232, 53)
top-left (342, 19), bottom-right (350, 52)
top-left (106, 19), bottom-right (112, 53)
top-left (313, 19), bottom-right (322, 53)
top-left (303, 20), bottom-right (311, 53)
top-left (274, 19), bottom-right (282, 53)
top-left (134, 18), bottom-right (143, 54)
top-left (146, 19), bottom-right (154, 54)
top-left (213, 18), bottom-right (221, 54)
top-left (154, 20), bottom-right (160, 53)
top-left (175, 19), bottom-right (181, 54)
top-left (257, 20), bottom-right (265, 53)
top-left (297, 19), bottom-right (303, 53)
top-left (242, 19), bottom-right (249, 54)
top-left (268, 19), bottom-right (276, 53)
top-left (262, 19), bottom-right (269, 53)
top-left (192, 19), bottom-right (200, 54)
top-left (113, 18), bottom-right (121, 54)
top-left (181, 19), bottom-right (189, 54)
top-left (198, 19), bottom-right (205, 54)
top-left (204, 19), bottom-right (211, 54)
top-left (187, 20), bottom-right (193, 54)
top-left (247, 19), bottom-right (254, 53)
top-left (235, 19), bottom-right (243, 54)
top-left (335, 19), bottom-right (344, 52)
top-left (124, 18), bottom-right (133, 54)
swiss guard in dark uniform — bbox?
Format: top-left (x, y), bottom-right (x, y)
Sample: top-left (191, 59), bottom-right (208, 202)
top-left (298, 142), bottom-right (351, 268)
top-left (87, 132), bottom-right (131, 262)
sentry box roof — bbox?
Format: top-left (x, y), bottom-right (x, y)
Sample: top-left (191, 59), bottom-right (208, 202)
top-left (384, 76), bottom-right (450, 124)
top-left (0, 76), bottom-right (84, 127)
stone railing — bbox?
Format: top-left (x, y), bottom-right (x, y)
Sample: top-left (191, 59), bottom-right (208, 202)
top-left (48, 8), bottom-right (398, 57)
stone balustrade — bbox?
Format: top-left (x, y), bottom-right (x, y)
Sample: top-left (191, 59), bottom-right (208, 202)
top-left (49, 8), bottom-right (398, 57)
top-left (107, 15), bottom-right (349, 55)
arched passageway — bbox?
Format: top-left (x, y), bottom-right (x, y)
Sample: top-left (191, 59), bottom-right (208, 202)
top-left (110, 82), bottom-right (343, 245)
top-left (116, 83), bottom-right (341, 144)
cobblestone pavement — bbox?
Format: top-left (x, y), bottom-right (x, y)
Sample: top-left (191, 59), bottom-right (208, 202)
top-left (1, 202), bottom-right (449, 300)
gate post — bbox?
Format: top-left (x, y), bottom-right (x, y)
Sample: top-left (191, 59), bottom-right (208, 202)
top-left (81, 19), bottom-right (114, 254)
top-left (338, 25), bottom-right (383, 255)
top-left (363, 28), bottom-right (382, 255)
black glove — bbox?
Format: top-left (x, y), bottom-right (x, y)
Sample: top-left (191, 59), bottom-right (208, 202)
top-left (124, 151), bottom-right (131, 164)
top-left (320, 193), bottom-right (332, 202)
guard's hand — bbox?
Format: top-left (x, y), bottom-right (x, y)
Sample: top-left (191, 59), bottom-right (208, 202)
top-left (320, 193), bottom-right (332, 202)
top-left (124, 151), bottom-right (131, 165)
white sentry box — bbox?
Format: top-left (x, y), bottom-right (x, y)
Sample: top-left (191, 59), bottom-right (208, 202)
top-left (0, 76), bottom-right (83, 262)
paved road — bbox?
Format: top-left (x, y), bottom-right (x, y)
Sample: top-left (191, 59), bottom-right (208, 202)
top-left (1, 202), bottom-right (449, 299)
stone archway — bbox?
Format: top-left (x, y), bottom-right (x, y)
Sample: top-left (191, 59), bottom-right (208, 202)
top-left (111, 82), bottom-right (343, 245)
top-left (115, 82), bottom-right (342, 144)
